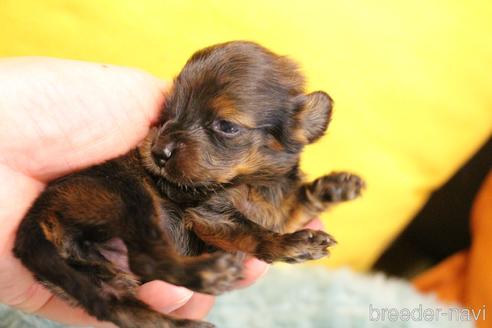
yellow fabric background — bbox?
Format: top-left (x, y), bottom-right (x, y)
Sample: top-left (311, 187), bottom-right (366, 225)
top-left (1, 1), bottom-right (491, 270)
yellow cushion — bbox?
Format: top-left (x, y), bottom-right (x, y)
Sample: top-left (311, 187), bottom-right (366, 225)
top-left (2, 0), bottom-right (491, 270)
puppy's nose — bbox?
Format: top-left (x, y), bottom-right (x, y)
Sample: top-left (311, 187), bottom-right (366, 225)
top-left (152, 141), bottom-right (176, 166)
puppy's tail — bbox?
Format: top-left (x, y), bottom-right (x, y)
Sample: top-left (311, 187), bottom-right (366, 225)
top-left (13, 214), bottom-right (112, 321)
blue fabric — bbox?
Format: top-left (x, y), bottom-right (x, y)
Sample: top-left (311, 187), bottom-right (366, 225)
top-left (0, 267), bottom-right (475, 328)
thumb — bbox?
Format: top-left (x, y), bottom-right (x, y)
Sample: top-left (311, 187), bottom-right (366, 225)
top-left (137, 280), bottom-right (194, 314)
top-left (0, 57), bottom-right (167, 181)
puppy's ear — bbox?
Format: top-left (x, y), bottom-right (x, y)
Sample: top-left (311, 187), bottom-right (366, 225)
top-left (293, 91), bottom-right (333, 144)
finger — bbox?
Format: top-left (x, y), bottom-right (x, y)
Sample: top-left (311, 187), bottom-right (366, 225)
top-left (0, 57), bottom-right (167, 181)
top-left (0, 166), bottom-right (47, 308)
top-left (137, 280), bottom-right (193, 314)
top-left (169, 293), bottom-right (215, 320)
top-left (304, 218), bottom-right (324, 230)
top-left (235, 257), bottom-right (269, 289)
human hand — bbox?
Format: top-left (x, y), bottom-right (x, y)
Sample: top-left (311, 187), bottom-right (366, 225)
top-left (0, 57), bottom-right (271, 327)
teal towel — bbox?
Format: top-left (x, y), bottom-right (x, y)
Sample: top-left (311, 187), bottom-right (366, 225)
top-left (0, 267), bottom-right (476, 328)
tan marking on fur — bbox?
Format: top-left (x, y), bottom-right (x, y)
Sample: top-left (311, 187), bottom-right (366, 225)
top-left (292, 102), bottom-right (310, 144)
top-left (267, 136), bottom-right (285, 151)
top-left (54, 182), bottom-right (125, 226)
top-left (226, 186), bottom-right (292, 232)
top-left (284, 205), bottom-right (318, 233)
top-left (231, 148), bottom-right (264, 177)
top-left (40, 215), bottom-right (64, 249)
top-left (293, 128), bottom-right (309, 144)
top-left (138, 128), bottom-right (161, 176)
top-left (193, 221), bottom-right (261, 253)
top-left (284, 179), bottom-right (338, 232)
top-left (210, 95), bottom-right (255, 128)
top-left (292, 95), bottom-right (323, 144)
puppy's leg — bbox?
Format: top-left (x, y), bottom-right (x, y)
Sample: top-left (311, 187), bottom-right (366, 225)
top-left (186, 209), bottom-right (335, 264)
top-left (16, 211), bottom-right (215, 327)
top-left (14, 218), bottom-right (214, 328)
top-left (284, 172), bottom-right (365, 232)
top-left (108, 297), bottom-right (215, 328)
top-left (125, 235), bottom-right (243, 295)
top-left (14, 176), bottom-right (222, 326)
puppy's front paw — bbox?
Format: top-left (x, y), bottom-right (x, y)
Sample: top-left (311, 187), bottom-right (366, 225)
top-left (313, 172), bottom-right (365, 203)
top-left (192, 253), bottom-right (244, 295)
top-left (279, 229), bottom-right (336, 263)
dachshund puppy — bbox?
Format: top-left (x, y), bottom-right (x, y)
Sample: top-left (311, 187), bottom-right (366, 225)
top-left (14, 41), bottom-right (364, 328)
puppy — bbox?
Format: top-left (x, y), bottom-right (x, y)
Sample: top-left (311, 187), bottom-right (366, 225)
top-left (14, 41), bottom-right (364, 328)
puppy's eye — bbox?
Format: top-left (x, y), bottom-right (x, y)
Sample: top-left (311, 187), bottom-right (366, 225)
top-left (212, 120), bottom-right (241, 136)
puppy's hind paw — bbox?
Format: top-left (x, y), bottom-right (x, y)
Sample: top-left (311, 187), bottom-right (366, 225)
top-left (190, 252), bottom-right (244, 295)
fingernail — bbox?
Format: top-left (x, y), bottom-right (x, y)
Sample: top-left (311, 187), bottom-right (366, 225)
top-left (236, 258), bottom-right (270, 288)
top-left (158, 287), bottom-right (193, 313)
top-left (258, 263), bottom-right (270, 279)
top-left (247, 258), bottom-right (270, 279)
top-left (138, 280), bottom-right (195, 314)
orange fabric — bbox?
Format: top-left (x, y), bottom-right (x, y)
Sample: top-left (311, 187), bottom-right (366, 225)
top-left (413, 170), bottom-right (492, 327)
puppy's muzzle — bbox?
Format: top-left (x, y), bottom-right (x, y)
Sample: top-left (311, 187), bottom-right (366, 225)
top-left (151, 141), bottom-right (176, 166)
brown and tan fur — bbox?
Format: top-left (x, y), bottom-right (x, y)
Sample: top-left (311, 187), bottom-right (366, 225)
top-left (14, 41), bottom-right (364, 328)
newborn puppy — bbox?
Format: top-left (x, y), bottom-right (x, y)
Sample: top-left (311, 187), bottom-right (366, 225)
top-left (14, 41), bottom-right (364, 328)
